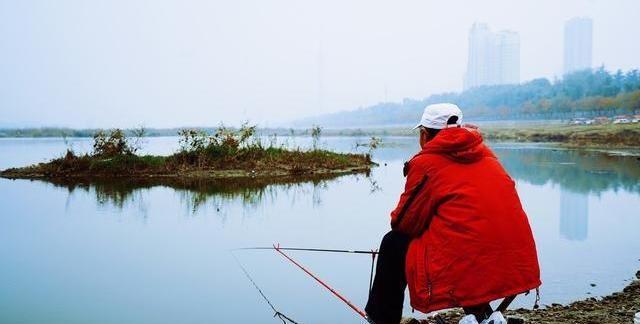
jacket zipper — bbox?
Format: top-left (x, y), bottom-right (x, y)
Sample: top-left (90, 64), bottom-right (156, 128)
top-left (425, 244), bottom-right (432, 302)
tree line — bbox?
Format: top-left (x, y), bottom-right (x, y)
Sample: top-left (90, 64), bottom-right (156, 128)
top-left (302, 67), bottom-right (640, 127)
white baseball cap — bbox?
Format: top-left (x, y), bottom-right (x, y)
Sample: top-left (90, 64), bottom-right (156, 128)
top-left (413, 103), bottom-right (463, 130)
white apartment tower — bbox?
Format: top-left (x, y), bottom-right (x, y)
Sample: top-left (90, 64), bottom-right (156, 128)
top-left (494, 31), bottom-right (520, 85)
top-left (464, 23), bottom-right (520, 90)
top-left (564, 17), bottom-right (593, 75)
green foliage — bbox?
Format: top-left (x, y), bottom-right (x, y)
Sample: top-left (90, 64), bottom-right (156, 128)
top-left (87, 155), bottom-right (167, 174)
top-left (3, 122), bottom-right (373, 179)
top-left (178, 129), bottom-right (209, 153)
top-left (308, 67), bottom-right (640, 126)
top-left (175, 122), bottom-right (272, 166)
top-left (92, 129), bottom-right (141, 157)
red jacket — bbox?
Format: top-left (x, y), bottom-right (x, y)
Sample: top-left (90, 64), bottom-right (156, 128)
top-left (391, 127), bottom-right (541, 313)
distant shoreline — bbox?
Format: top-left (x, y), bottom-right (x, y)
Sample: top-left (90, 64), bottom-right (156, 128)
top-left (2, 123), bottom-right (639, 148)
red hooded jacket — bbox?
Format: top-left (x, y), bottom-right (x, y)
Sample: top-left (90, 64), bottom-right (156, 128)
top-left (391, 127), bottom-right (541, 313)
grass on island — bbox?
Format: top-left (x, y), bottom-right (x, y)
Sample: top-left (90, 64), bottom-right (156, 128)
top-left (0, 124), bottom-right (375, 180)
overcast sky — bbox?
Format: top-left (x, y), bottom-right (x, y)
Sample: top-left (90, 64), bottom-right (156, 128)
top-left (1, 0), bottom-right (639, 128)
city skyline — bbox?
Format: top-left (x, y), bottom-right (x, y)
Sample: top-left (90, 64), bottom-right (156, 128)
top-left (1, 1), bottom-right (638, 128)
top-left (464, 23), bottom-right (520, 90)
top-left (464, 16), bottom-right (596, 91)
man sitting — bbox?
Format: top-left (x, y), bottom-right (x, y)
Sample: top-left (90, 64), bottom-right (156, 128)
top-left (365, 103), bottom-right (541, 324)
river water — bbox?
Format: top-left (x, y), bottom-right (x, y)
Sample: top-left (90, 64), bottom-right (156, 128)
top-left (1, 136), bottom-right (639, 323)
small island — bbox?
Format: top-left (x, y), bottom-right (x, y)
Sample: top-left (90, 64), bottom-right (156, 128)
top-left (0, 125), bottom-right (375, 182)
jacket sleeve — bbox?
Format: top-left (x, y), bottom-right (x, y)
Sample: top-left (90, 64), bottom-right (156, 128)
top-left (390, 159), bottom-right (436, 238)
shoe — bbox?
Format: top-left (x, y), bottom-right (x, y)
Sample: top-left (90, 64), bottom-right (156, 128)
top-left (480, 311), bottom-right (507, 324)
top-left (459, 314), bottom-right (479, 324)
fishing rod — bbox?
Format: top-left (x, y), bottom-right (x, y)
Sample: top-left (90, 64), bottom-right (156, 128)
top-left (234, 246), bottom-right (379, 255)
top-left (234, 244), bottom-right (379, 323)
top-left (236, 245), bottom-right (379, 293)
top-left (272, 244), bottom-right (374, 323)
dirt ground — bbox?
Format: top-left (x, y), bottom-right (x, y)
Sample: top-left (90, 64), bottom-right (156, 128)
top-left (414, 271), bottom-right (640, 324)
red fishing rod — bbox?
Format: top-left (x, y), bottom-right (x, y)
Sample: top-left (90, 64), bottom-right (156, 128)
top-left (272, 244), bottom-right (374, 323)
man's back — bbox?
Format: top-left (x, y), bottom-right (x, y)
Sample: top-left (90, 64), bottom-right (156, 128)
top-left (391, 127), bottom-right (541, 313)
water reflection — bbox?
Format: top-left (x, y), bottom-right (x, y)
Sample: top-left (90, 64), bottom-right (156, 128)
top-left (559, 189), bottom-right (589, 241)
top-left (494, 146), bottom-right (640, 242)
top-left (494, 146), bottom-right (640, 194)
top-left (25, 144), bottom-right (640, 218)
top-left (2, 139), bottom-right (640, 323)
top-left (38, 173), bottom-right (365, 213)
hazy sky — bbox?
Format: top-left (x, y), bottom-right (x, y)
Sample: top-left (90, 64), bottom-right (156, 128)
top-left (1, 0), bottom-right (639, 128)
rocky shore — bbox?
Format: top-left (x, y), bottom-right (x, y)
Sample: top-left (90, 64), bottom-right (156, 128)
top-left (415, 270), bottom-right (640, 323)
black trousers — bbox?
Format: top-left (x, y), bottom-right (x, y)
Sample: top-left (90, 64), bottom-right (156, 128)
top-left (365, 231), bottom-right (410, 324)
top-left (365, 231), bottom-right (491, 324)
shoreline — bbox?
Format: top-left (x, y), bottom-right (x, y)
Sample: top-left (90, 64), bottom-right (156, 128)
top-left (0, 165), bottom-right (371, 182)
top-left (427, 270), bottom-right (640, 324)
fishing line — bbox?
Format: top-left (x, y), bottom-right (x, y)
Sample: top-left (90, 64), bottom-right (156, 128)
top-left (233, 245), bottom-right (379, 323)
top-left (272, 244), bottom-right (372, 322)
top-left (231, 251), bottom-right (301, 324)
top-left (235, 246), bottom-right (379, 296)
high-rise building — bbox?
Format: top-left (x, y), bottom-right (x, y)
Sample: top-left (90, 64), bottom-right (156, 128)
top-left (563, 17), bottom-right (593, 75)
top-left (494, 31), bottom-right (520, 85)
top-left (464, 23), bottom-right (493, 90)
top-left (464, 23), bottom-right (520, 90)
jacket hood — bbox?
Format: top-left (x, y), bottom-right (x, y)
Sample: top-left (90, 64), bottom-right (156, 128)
top-left (422, 127), bottom-right (493, 163)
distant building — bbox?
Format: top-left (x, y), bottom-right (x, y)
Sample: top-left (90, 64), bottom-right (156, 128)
top-left (613, 115), bottom-right (632, 124)
top-left (494, 31), bottom-right (520, 85)
top-left (593, 116), bottom-right (610, 124)
top-left (564, 17), bottom-right (593, 75)
top-left (570, 117), bottom-right (594, 125)
top-left (464, 23), bottom-right (520, 90)
top-left (464, 23), bottom-right (493, 89)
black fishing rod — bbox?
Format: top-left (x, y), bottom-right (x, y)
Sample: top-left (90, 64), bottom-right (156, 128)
top-left (233, 246), bottom-right (379, 255)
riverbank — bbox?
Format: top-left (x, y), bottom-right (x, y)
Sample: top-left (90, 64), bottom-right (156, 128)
top-left (422, 270), bottom-right (640, 324)
top-left (481, 123), bottom-right (640, 148)
top-left (326, 123), bottom-right (640, 148)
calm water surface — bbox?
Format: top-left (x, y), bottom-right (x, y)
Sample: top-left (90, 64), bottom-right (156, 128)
top-left (1, 137), bottom-right (639, 323)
